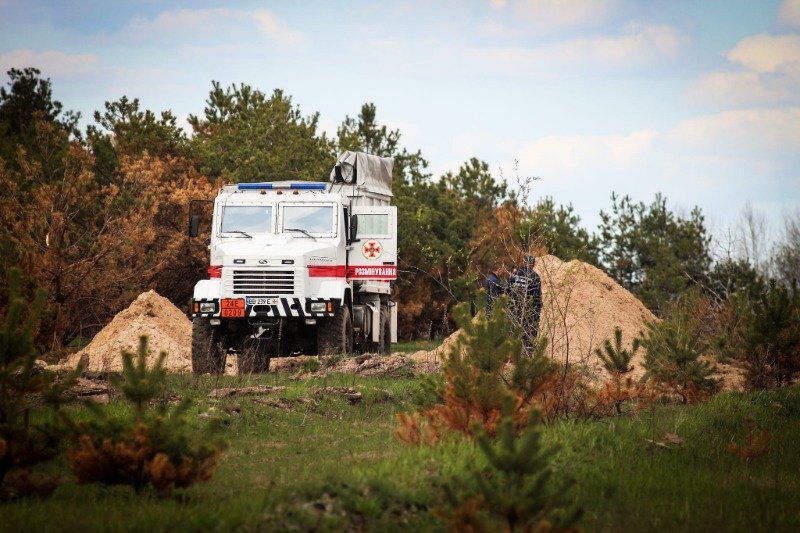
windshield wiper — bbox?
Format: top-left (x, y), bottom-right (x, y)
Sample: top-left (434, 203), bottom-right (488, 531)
top-left (227, 230), bottom-right (252, 238)
top-left (285, 228), bottom-right (317, 241)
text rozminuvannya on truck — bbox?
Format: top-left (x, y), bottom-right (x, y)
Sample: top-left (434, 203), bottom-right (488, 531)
top-left (187, 151), bottom-right (398, 374)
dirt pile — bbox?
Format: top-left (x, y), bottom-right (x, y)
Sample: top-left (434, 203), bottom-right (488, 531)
top-left (408, 255), bottom-right (657, 382)
top-left (66, 290), bottom-right (192, 373)
top-left (535, 254), bottom-right (655, 381)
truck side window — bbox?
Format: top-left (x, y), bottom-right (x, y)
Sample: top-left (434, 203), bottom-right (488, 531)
top-left (356, 214), bottom-right (389, 236)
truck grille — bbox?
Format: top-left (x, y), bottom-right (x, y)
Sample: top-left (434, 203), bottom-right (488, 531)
top-left (230, 269), bottom-right (295, 295)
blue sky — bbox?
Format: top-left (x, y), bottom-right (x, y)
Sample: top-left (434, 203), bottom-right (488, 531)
top-left (1, 0), bottom-right (798, 242)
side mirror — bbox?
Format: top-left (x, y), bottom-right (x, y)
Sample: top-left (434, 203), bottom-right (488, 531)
top-left (188, 214), bottom-right (201, 238)
top-left (348, 215), bottom-right (359, 244)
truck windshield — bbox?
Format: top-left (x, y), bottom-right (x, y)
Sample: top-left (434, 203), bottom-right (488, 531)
top-left (282, 205), bottom-right (335, 235)
top-left (221, 206), bottom-right (273, 234)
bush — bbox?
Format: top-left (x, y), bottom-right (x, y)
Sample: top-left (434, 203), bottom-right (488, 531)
top-left (595, 326), bottom-right (643, 414)
top-left (66, 336), bottom-right (223, 494)
top-left (396, 296), bottom-right (557, 443)
top-left (439, 400), bottom-right (580, 532)
top-left (740, 281), bottom-right (800, 389)
top-left (640, 295), bottom-right (718, 404)
top-left (0, 268), bottom-right (78, 499)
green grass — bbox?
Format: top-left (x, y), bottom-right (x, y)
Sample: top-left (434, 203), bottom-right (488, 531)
top-left (392, 338), bottom-right (444, 354)
top-left (2, 373), bottom-right (799, 532)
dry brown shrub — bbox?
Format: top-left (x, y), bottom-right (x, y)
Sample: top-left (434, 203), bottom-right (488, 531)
top-left (726, 417), bottom-right (771, 461)
top-left (67, 424), bottom-right (221, 495)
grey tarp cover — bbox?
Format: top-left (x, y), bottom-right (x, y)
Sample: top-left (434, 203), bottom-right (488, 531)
top-left (329, 151), bottom-right (393, 197)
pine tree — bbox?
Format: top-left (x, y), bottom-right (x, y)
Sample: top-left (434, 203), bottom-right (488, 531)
top-left (741, 280), bottom-right (800, 388)
top-left (396, 296), bottom-right (556, 442)
top-left (595, 327), bottom-right (641, 414)
top-left (640, 295), bottom-right (718, 404)
top-left (66, 336), bottom-right (224, 494)
top-left (441, 399), bottom-right (580, 532)
top-left (0, 268), bottom-right (78, 498)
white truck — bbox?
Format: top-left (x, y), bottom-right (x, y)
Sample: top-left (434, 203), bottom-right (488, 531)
top-left (188, 152), bottom-right (398, 374)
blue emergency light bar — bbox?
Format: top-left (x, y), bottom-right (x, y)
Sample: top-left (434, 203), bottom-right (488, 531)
top-left (237, 182), bottom-right (328, 190)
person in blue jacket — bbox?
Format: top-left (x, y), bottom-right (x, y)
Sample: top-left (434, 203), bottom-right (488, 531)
top-left (484, 263), bottom-right (505, 314)
top-left (506, 255), bottom-right (542, 352)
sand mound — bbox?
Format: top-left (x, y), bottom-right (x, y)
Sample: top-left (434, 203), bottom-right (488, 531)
top-left (414, 255), bottom-right (746, 390)
top-left (409, 255), bottom-right (657, 383)
top-left (67, 290), bottom-right (192, 373)
top-left (536, 254), bottom-right (655, 382)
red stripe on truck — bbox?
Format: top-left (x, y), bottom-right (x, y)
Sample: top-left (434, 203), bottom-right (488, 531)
top-left (307, 265), bottom-right (347, 277)
top-left (308, 265), bottom-right (397, 279)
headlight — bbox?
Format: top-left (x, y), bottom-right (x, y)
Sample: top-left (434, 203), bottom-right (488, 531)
top-left (199, 302), bottom-right (216, 313)
top-left (310, 302), bottom-right (327, 312)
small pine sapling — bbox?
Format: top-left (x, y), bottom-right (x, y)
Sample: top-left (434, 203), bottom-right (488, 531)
top-left (66, 336), bottom-right (224, 494)
top-left (440, 399), bottom-right (580, 532)
top-left (741, 281), bottom-right (800, 389)
top-left (639, 296), bottom-right (718, 404)
top-left (396, 296), bottom-right (557, 441)
top-left (595, 326), bottom-right (641, 414)
top-left (0, 268), bottom-right (79, 499)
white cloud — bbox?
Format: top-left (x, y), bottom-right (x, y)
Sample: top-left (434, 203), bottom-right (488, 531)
top-left (688, 33), bottom-right (800, 107)
top-left (499, 108), bottom-right (800, 228)
top-left (688, 70), bottom-right (798, 106)
top-left (515, 129), bottom-right (658, 178)
top-left (0, 49), bottom-right (98, 77)
top-left (669, 107), bottom-right (800, 154)
top-left (727, 33), bottom-right (800, 73)
top-left (121, 8), bottom-right (304, 46)
top-left (253, 11), bottom-right (304, 46)
top-left (471, 23), bottom-right (683, 75)
top-left (510, 0), bottom-right (620, 32)
top-left (778, 0), bottom-right (800, 28)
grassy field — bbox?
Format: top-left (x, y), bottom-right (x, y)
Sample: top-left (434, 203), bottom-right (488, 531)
top-left (2, 370), bottom-right (799, 532)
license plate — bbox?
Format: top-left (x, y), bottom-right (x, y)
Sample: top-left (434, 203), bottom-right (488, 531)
top-left (220, 298), bottom-right (245, 309)
top-left (246, 297), bottom-right (279, 305)
top-left (220, 298), bottom-right (245, 317)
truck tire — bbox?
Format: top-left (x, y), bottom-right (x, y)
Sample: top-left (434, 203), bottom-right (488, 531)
top-left (238, 337), bottom-right (274, 374)
top-left (318, 305), bottom-right (353, 355)
top-left (191, 318), bottom-right (226, 375)
top-left (380, 309), bottom-right (391, 354)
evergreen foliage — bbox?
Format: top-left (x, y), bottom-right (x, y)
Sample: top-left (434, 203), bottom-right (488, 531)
top-left (396, 296), bottom-right (556, 442)
top-left (595, 327), bottom-right (642, 414)
top-left (188, 82), bottom-right (334, 183)
top-left (441, 399), bottom-right (580, 532)
top-left (0, 268), bottom-right (79, 498)
top-left (739, 281), bottom-right (800, 389)
top-left (0, 67), bottom-right (80, 169)
top-left (640, 295), bottom-right (718, 404)
top-left (595, 326), bottom-right (640, 374)
top-left (597, 193), bottom-right (711, 315)
top-left (66, 336), bottom-right (224, 494)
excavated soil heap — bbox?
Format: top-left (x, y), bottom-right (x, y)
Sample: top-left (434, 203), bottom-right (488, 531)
top-left (67, 290), bottom-right (192, 373)
top-left (409, 255), bottom-right (656, 383)
top-left (535, 255), bottom-right (654, 381)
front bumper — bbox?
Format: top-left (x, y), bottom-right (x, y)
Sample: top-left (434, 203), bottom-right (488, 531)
top-left (192, 297), bottom-right (340, 319)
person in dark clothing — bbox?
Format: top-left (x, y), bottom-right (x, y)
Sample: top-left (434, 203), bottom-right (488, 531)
top-left (484, 264), bottom-right (505, 314)
top-left (506, 255), bottom-right (542, 353)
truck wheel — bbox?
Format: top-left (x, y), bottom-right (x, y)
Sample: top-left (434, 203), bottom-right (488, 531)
top-left (380, 309), bottom-right (391, 355)
top-left (318, 305), bottom-right (353, 355)
top-left (238, 337), bottom-right (274, 374)
top-left (191, 318), bottom-right (226, 375)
